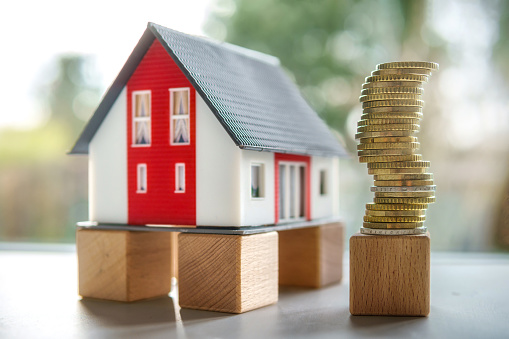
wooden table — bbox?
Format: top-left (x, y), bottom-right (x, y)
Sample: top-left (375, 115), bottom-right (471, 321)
top-left (1, 244), bottom-right (508, 338)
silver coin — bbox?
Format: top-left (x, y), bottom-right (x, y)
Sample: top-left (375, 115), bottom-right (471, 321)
top-left (370, 185), bottom-right (436, 192)
top-left (360, 227), bottom-right (428, 235)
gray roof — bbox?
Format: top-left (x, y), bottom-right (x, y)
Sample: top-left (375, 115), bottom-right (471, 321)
top-left (70, 23), bottom-right (347, 157)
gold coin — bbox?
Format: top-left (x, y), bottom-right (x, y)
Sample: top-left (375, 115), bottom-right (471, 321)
top-left (364, 215), bottom-right (426, 223)
top-left (366, 203), bottom-right (428, 210)
top-left (360, 112), bottom-right (423, 120)
top-left (357, 142), bottom-right (419, 150)
top-left (367, 160), bottom-right (430, 169)
top-left (359, 154), bottom-right (422, 163)
top-left (377, 61), bottom-right (439, 70)
top-left (368, 167), bottom-right (427, 175)
top-left (357, 148), bottom-right (417, 156)
top-left (362, 81), bottom-right (423, 89)
top-left (362, 106), bottom-right (423, 113)
top-left (365, 74), bottom-right (429, 83)
top-left (357, 124), bottom-right (420, 132)
top-left (363, 222), bottom-right (424, 229)
top-left (374, 173), bottom-right (433, 180)
top-left (374, 179), bottom-right (434, 187)
top-left (361, 86), bottom-right (424, 96)
top-left (374, 197), bottom-right (436, 204)
top-left (358, 118), bottom-right (421, 126)
top-left (359, 93), bottom-right (422, 102)
top-left (359, 136), bottom-right (418, 144)
top-left (372, 68), bottom-right (433, 76)
top-left (366, 209), bottom-right (426, 217)
top-left (362, 99), bottom-right (424, 109)
top-left (374, 191), bottom-right (436, 198)
top-left (355, 130), bottom-right (416, 139)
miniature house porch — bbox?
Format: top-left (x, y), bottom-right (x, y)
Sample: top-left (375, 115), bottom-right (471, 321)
top-left (72, 23), bottom-right (347, 313)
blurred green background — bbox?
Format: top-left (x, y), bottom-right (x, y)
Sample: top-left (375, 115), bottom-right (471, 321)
top-left (1, 0), bottom-right (509, 251)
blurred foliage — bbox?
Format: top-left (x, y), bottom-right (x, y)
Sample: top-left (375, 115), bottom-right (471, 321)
top-left (205, 0), bottom-right (442, 148)
top-left (0, 55), bottom-right (97, 243)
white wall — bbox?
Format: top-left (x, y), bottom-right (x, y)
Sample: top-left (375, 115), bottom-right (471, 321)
top-left (195, 94), bottom-right (242, 226)
top-left (240, 150), bottom-right (275, 226)
top-left (88, 87), bottom-right (128, 223)
top-left (311, 156), bottom-right (340, 220)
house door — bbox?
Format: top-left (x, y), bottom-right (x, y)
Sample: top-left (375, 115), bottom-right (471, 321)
top-left (278, 162), bottom-right (306, 222)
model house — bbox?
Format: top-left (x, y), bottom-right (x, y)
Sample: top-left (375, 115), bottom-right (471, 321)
top-left (71, 22), bottom-right (347, 228)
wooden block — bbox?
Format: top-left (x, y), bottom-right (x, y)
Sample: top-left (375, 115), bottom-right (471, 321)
top-left (77, 229), bottom-right (173, 302)
top-left (279, 222), bottom-right (344, 288)
top-left (350, 232), bottom-right (430, 316)
top-left (178, 232), bottom-right (278, 313)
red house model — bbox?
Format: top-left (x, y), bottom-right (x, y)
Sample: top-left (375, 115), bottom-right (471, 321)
top-left (71, 23), bottom-right (347, 229)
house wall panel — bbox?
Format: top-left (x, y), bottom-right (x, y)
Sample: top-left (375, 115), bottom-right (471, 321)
top-left (311, 156), bottom-right (340, 220)
top-left (195, 94), bottom-right (242, 226)
top-left (240, 150), bottom-right (275, 226)
top-left (127, 39), bottom-right (196, 225)
top-left (89, 87), bottom-right (128, 223)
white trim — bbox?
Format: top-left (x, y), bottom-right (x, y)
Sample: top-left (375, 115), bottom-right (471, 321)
top-left (250, 163), bottom-right (265, 200)
top-left (137, 163), bottom-right (147, 193)
top-left (169, 88), bottom-right (191, 146)
top-left (175, 163), bottom-right (186, 193)
top-left (131, 90), bottom-right (152, 147)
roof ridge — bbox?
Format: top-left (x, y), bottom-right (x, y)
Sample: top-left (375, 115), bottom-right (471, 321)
top-left (147, 22), bottom-right (280, 66)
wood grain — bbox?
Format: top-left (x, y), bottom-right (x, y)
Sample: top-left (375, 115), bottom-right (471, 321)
top-left (350, 232), bottom-right (430, 316)
top-left (279, 222), bottom-right (344, 288)
top-left (178, 232), bottom-right (278, 313)
top-left (77, 229), bottom-right (173, 302)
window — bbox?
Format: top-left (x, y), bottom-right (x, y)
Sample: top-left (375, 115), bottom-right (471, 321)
top-left (132, 91), bottom-right (151, 145)
top-left (251, 164), bottom-right (264, 198)
top-left (137, 164), bottom-right (147, 193)
top-left (320, 170), bottom-right (327, 195)
top-left (175, 163), bottom-right (185, 193)
top-left (279, 162), bottom-right (306, 221)
top-left (170, 88), bottom-right (190, 145)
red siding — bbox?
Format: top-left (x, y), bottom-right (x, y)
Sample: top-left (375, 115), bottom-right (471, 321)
top-left (127, 39), bottom-right (196, 225)
top-left (274, 153), bottom-right (311, 224)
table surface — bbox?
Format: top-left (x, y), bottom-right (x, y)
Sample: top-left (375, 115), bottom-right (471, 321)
top-left (1, 244), bottom-right (509, 339)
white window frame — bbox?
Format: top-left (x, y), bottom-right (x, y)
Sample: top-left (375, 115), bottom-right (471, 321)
top-left (169, 87), bottom-right (191, 146)
top-left (250, 163), bottom-right (265, 200)
top-left (278, 161), bottom-right (306, 223)
top-left (137, 163), bottom-right (147, 193)
top-left (132, 90), bottom-right (151, 147)
top-left (175, 163), bottom-right (186, 193)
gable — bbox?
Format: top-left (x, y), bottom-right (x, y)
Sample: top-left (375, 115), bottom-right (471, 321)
top-left (70, 23), bottom-right (347, 157)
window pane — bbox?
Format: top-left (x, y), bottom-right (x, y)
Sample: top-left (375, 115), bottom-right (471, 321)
top-left (299, 166), bottom-right (305, 217)
top-left (251, 165), bottom-right (260, 198)
top-left (176, 165), bottom-right (185, 192)
top-left (135, 93), bottom-right (150, 117)
top-left (172, 118), bottom-right (190, 144)
top-left (137, 165), bottom-right (147, 192)
top-left (279, 165), bottom-right (285, 219)
top-left (289, 165), bottom-right (295, 218)
top-left (135, 121), bottom-right (150, 144)
top-left (320, 170), bottom-right (327, 195)
top-left (172, 91), bottom-right (189, 116)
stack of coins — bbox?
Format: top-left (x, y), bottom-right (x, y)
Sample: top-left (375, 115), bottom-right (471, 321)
top-left (356, 61), bottom-right (438, 235)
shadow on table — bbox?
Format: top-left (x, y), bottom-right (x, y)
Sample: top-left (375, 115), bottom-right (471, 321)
top-left (349, 313), bottom-right (428, 335)
top-left (79, 296), bottom-right (177, 326)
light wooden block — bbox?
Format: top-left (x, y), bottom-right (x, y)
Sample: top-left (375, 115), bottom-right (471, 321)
top-left (350, 232), bottom-right (430, 316)
top-left (178, 232), bottom-right (278, 313)
top-left (279, 222), bottom-right (344, 288)
top-left (77, 229), bottom-right (173, 302)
